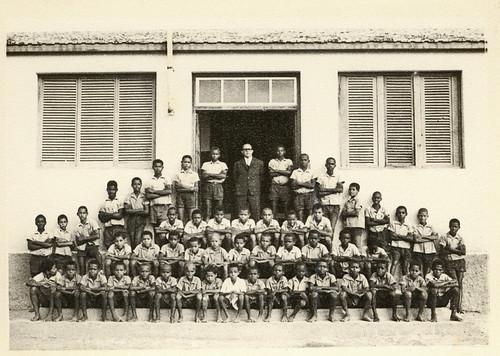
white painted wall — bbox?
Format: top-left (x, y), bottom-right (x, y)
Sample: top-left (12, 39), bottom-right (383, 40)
top-left (3, 49), bottom-right (488, 253)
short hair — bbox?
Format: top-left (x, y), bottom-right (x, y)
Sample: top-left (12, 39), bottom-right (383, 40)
top-left (273, 262), bottom-right (283, 270)
top-left (57, 214), bottom-right (68, 223)
top-left (64, 261), bottom-right (77, 269)
top-left (283, 233), bottom-right (296, 242)
top-left (248, 266), bottom-right (259, 274)
top-left (312, 203), bottom-right (323, 212)
top-left (191, 209), bottom-right (202, 218)
top-left (114, 231), bottom-right (125, 241)
top-left (35, 214), bottom-right (46, 223)
top-left (262, 207), bottom-right (273, 215)
top-left (260, 232), bottom-right (272, 241)
top-left (167, 206), bottom-right (177, 214)
top-left (349, 260), bottom-right (360, 268)
top-left (241, 143), bottom-right (252, 150)
top-left (184, 262), bottom-right (196, 272)
top-left (113, 261), bottom-right (126, 270)
top-left (417, 208), bottom-right (428, 215)
top-left (227, 263), bottom-right (240, 271)
top-left (142, 231), bottom-right (153, 240)
top-left (189, 236), bottom-right (200, 245)
top-left (77, 206), bottom-right (88, 213)
top-left (431, 259), bottom-right (444, 270)
top-left (396, 205), bottom-right (408, 214)
top-left (152, 159), bottom-right (163, 166)
top-left (316, 259), bottom-right (328, 268)
top-left (308, 230), bottom-right (320, 238)
top-left (234, 233), bottom-right (247, 243)
top-left (409, 262), bottom-right (421, 270)
top-left (204, 264), bottom-right (218, 275)
top-left (181, 154), bottom-right (192, 162)
top-left (376, 261), bottom-right (388, 268)
top-left (107, 180), bottom-right (118, 189)
top-left (372, 191), bottom-right (382, 198)
top-left (286, 210), bottom-right (297, 217)
top-left (214, 207), bottom-right (225, 214)
top-left (349, 182), bottom-right (360, 191)
top-left (168, 230), bottom-right (180, 240)
top-left (140, 263), bottom-right (151, 271)
top-left (238, 208), bottom-right (249, 214)
top-left (449, 218), bottom-right (461, 227)
top-left (131, 177), bottom-right (142, 184)
top-left (87, 259), bottom-right (100, 268)
top-left (299, 153), bottom-right (310, 160)
top-left (295, 261), bottom-right (306, 270)
top-left (325, 157), bottom-right (336, 164)
top-left (42, 258), bottom-right (56, 272)
top-left (339, 229), bottom-right (352, 240)
top-left (210, 146), bottom-right (221, 153)
top-left (367, 238), bottom-right (379, 248)
top-left (276, 144), bottom-right (286, 151)
top-left (160, 263), bottom-right (172, 272)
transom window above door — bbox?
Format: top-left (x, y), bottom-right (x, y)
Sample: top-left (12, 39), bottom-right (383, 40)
top-left (195, 77), bottom-right (297, 108)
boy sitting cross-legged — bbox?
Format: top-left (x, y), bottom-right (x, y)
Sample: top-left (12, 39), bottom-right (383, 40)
top-left (106, 261), bottom-right (131, 322)
top-left (244, 267), bottom-right (266, 322)
top-left (219, 263), bottom-right (247, 323)
top-left (308, 260), bottom-right (339, 323)
top-left (369, 262), bottom-right (401, 322)
top-left (400, 263), bottom-right (428, 322)
top-left (264, 263), bottom-right (289, 322)
top-left (287, 262), bottom-right (310, 322)
top-left (175, 262), bottom-right (202, 322)
top-left (26, 259), bottom-right (61, 321)
top-left (79, 259), bottom-right (107, 322)
top-left (129, 263), bottom-right (156, 322)
top-left (339, 260), bottom-right (373, 322)
top-left (153, 263), bottom-right (177, 323)
top-left (200, 265), bottom-right (223, 323)
top-left (54, 261), bottom-right (81, 322)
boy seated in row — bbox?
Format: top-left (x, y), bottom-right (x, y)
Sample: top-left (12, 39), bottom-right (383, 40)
top-left (248, 232), bottom-right (276, 278)
top-left (287, 262), bottom-right (309, 322)
top-left (281, 210), bottom-right (307, 248)
top-left (175, 262), bottom-right (202, 323)
top-left (369, 262), bottom-right (400, 322)
top-left (130, 231), bottom-right (160, 277)
top-left (302, 230), bottom-right (329, 275)
top-left (157, 207), bottom-right (184, 247)
top-left (79, 259), bottom-right (107, 322)
top-left (400, 263), bottom-right (427, 322)
top-left (27, 259), bottom-right (61, 321)
top-left (425, 260), bottom-right (462, 322)
top-left (244, 267), bottom-right (266, 322)
top-left (104, 232), bottom-right (131, 277)
top-left (362, 239), bottom-right (390, 277)
top-left (231, 208), bottom-right (256, 250)
top-left (184, 237), bottom-right (205, 276)
top-left (203, 234), bottom-right (229, 279)
top-left (219, 263), bottom-right (247, 323)
top-left (331, 230), bottom-right (361, 277)
top-left (129, 263), bottom-right (156, 322)
top-left (255, 208), bottom-right (280, 249)
top-left (154, 263), bottom-right (178, 323)
top-left (276, 233), bottom-right (302, 278)
top-left (159, 231), bottom-right (185, 277)
top-left (308, 260), bottom-right (339, 322)
top-left (206, 207), bottom-right (232, 251)
top-left (183, 209), bottom-right (208, 247)
top-left (200, 265), bottom-right (223, 323)
top-left (106, 261), bottom-right (131, 322)
top-left (228, 234), bottom-right (251, 277)
top-left (264, 263), bottom-right (289, 322)
top-left (305, 204), bottom-right (333, 252)
top-left (55, 261), bottom-right (81, 322)
top-left (339, 261), bottom-right (372, 322)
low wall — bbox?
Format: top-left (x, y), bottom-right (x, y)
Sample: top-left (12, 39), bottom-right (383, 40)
top-left (8, 253), bottom-right (489, 313)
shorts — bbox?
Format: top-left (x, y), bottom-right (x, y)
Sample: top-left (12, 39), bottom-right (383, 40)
top-left (178, 294), bottom-right (199, 308)
top-left (158, 292), bottom-right (176, 306)
top-left (131, 290), bottom-right (155, 306)
top-left (77, 243), bottom-right (100, 258)
top-left (245, 293), bottom-right (264, 306)
top-left (313, 291), bottom-right (338, 307)
top-left (368, 229), bottom-right (388, 249)
top-left (269, 183), bottom-right (290, 202)
top-left (412, 252), bottom-right (436, 267)
top-left (34, 287), bottom-right (52, 307)
top-left (373, 289), bottom-right (399, 307)
top-left (444, 258), bottom-right (466, 274)
top-left (293, 192), bottom-right (314, 211)
top-left (345, 293), bottom-right (369, 308)
top-left (344, 227), bottom-right (365, 248)
top-left (202, 182), bottom-right (224, 201)
top-left (401, 290), bottom-right (427, 307)
top-left (53, 254), bottom-right (74, 270)
top-left (151, 204), bottom-right (169, 225)
top-left (58, 290), bottom-right (80, 307)
top-left (289, 292), bottom-right (309, 307)
top-left (390, 246), bottom-right (412, 262)
top-left (82, 292), bottom-right (106, 306)
top-left (29, 255), bottom-right (49, 277)
top-left (267, 291), bottom-right (289, 307)
top-left (176, 192), bottom-right (198, 209)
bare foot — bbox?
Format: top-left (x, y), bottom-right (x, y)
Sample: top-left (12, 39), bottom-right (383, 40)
top-left (281, 315), bottom-right (288, 322)
top-left (328, 315), bottom-right (335, 322)
top-left (216, 317), bottom-right (223, 323)
top-left (373, 316), bottom-right (380, 322)
top-left (288, 315), bottom-right (296, 322)
top-left (170, 317), bottom-right (176, 324)
top-left (71, 315), bottom-right (78, 322)
top-left (430, 315), bottom-right (437, 322)
top-left (42, 314), bottom-right (52, 322)
top-left (403, 317), bottom-right (410, 322)
top-left (391, 314), bottom-right (400, 322)
top-left (79, 315), bottom-right (88, 322)
top-left (415, 315), bottom-right (425, 322)
top-left (306, 315), bottom-right (317, 323)
top-left (340, 314), bottom-right (350, 322)
top-left (54, 313), bottom-right (63, 322)
top-left (247, 317), bottom-right (256, 323)
top-left (195, 317), bottom-right (201, 323)
top-left (201, 318), bottom-right (208, 323)
top-left (232, 318), bottom-right (240, 323)
top-left (30, 314), bottom-right (40, 322)
top-left (257, 313), bottom-right (263, 320)
top-left (263, 317), bottom-right (270, 323)
top-left (129, 315), bottom-right (138, 322)
top-left (450, 314), bottom-right (463, 322)
top-left (177, 316), bottom-right (183, 323)
top-left (361, 315), bottom-right (372, 322)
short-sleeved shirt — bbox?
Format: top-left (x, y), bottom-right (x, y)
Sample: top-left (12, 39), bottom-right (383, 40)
top-left (228, 248), bottom-right (251, 263)
top-left (288, 276), bottom-right (310, 291)
top-left (80, 271), bottom-right (107, 289)
top-left (317, 172), bottom-right (342, 205)
top-left (440, 233), bottom-right (465, 260)
top-left (28, 230), bottom-right (53, 256)
top-left (221, 277), bottom-right (247, 294)
top-left (332, 243), bottom-right (361, 271)
top-left (107, 275), bottom-right (132, 289)
top-left (160, 243), bottom-right (185, 258)
top-left (145, 176), bottom-right (172, 205)
top-left (281, 220), bottom-right (305, 232)
top-left (204, 247), bottom-right (228, 263)
top-left (100, 197), bottom-right (125, 227)
top-left (369, 272), bottom-right (397, 287)
top-left (184, 221), bottom-right (208, 234)
top-left (59, 274), bottom-right (81, 289)
top-left (53, 228), bottom-right (73, 256)
top-left (231, 218), bottom-right (256, 231)
top-left (107, 243), bottom-right (132, 257)
top-left (413, 224), bottom-right (437, 254)
top-left (251, 245), bottom-right (277, 258)
top-left (74, 219), bottom-right (101, 250)
top-left (388, 220), bottom-right (414, 249)
top-left (290, 168), bottom-right (316, 194)
top-left (425, 272), bottom-right (453, 296)
top-left (277, 246), bottom-right (302, 260)
top-left (124, 192), bottom-right (149, 211)
top-left (207, 218), bottom-right (231, 230)
top-left (184, 248), bottom-right (205, 263)
top-left (177, 276), bottom-right (202, 292)
top-left (131, 275), bottom-right (156, 288)
top-left (361, 246), bottom-right (389, 259)
top-left (364, 205), bottom-right (389, 232)
top-left (202, 278), bottom-right (223, 291)
top-left (246, 279), bottom-right (266, 293)
top-left (32, 271), bottom-right (62, 285)
top-left (400, 275), bottom-right (426, 291)
top-left (343, 197), bottom-right (364, 228)
top-left (201, 160), bottom-right (228, 184)
top-left (159, 219), bottom-right (184, 231)
top-left (268, 158), bottom-right (294, 185)
top-left (302, 243), bottom-right (329, 259)
top-left (155, 276), bottom-right (178, 290)
top-left (265, 276), bottom-right (288, 291)
top-left (309, 272), bottom-right (337, 287)
top-left (342, 273), bottom-right (369, 293)
top-left (305, 216), bottom-right (332, 233)
top-left (255, 219), bottom-right (280, 232)
top-left (133, 244), bottom-right (160, 259)
top-left (173, 169), bottom-right (200, 189)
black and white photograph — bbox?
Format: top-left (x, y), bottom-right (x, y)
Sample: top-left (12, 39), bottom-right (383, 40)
top-left (2, 0), bottom-right (497, 352)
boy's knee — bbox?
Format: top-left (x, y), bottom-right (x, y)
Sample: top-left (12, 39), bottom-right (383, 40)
top-left (196, 293), bottom-right (202, 301)
top-left (176, 293), bottom-right (183, 301)
top-left (202, 295), bottom-right (209, 303)
top-left (107, 291), bottom-right (115, 299)
top-left (403, 291), bottom-right (412, 300)
top-left (299, 300), bottom-right (307, 308)
top-left (365, 292), bottom-right (373, 301)
top-left (420, 291), bottom-right (428, 300)
top-left (130, 291), bottom-right (136, 297)
top-left (152, 260), bottom-right (159, 267)
top-left (74, 291), bottom-right (80, 298)
top-left (428, 288), bottom-right (437, 296)
top-left (340, 291), bottom-right (347, 300)
top-left (311, 291), bottom-right (319, 299)
top-left (105, 259), bottom-right (112, 266)
top-left (29, 286), bottom-right (38, 295)
top-left (154, 293), bottom-right (161, 301)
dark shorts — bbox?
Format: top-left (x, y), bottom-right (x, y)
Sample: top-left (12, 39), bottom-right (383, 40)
top-left (368, 229), bottom-right (389, 249)
top-left (176, 191), bottom-right (198, 209)
top-left (345, 293), bottom-right (369, 308)
top-left (390, 246), bottom-right (412, 262)
top-left (269, 183), bottom-right (290, 202)
top-left (267, 292), bottom-right (289, 307)
top-left (151, 204), bottom-right (169, 225)
top-left (29, 255), bottom-right (49, 277)
top-left (294, 192), bottom-right (314, 211)
top-left (373, 289), bottom-right (399, 307)
top-left (202, 182), bottom-right (224, 201)
top-left (445, 258), bottom-right (466, 274)
top-left (412, 252), bottom-right (436, 267)
top-left (313, 292), bottom-right (338, 307)
top-left (77, 244), bottom-right (100, 258)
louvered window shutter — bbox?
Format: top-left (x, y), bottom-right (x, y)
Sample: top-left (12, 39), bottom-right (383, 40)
top-left (41, 79), bottom-right (77, 162)
top-left (118, 77), bottom-right (155, 162)
top-left (79, 78), bottom-right (115, 162)
top-left (346, 76), bottom-right (377, 166)
top-left (384, 76), bottom-right (414, 165)
top-left (421, 76), bottom-right (454, 166)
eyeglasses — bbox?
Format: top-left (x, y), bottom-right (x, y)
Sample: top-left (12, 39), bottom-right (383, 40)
top-left (242, 148), bottom-right (253, 151)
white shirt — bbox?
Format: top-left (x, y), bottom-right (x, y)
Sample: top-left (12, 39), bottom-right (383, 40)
top-left (100, 197), bottom-right (125, 227)
top-left (220, 277), bottom-right (247, 294)
top-left (317, 172), bottom-right (342, 205)
top-left (389, 220), bottom-right (414, 249)
top-left (53, 228), bottom-right (73, 256)
top-left (29, 230), bottom-right (53, 256)
top-left (268, 158), bottom-right (293, 185)
top-left (201, 160), bottom-right (228, 184)
top-left (277, 246), bottom-right (302, 260)
top-left (145, 175), bottom-right (172, 205)
top-left (231, 218), bottom-right (256, 231)
top-left (290, 168), bottom-right (316, 194)
top-left (365, 205), bottom-right (389, 232)
top-left (184, 220), bottom-right (208, 234)
top-left (173, 169), bottom-right (200, 189)
top-left (244, 157), bottom-right (253, 167)
top-left (207, 218), bottom-right (231, 230)
top-left (305, 215), bottom-right (332, 232)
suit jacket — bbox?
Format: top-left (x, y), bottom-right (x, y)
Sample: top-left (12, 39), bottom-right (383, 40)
top-left (233, 158), bottom-right (264, 196)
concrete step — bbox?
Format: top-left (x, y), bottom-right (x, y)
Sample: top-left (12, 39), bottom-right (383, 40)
top-left (11, 307), bottom-right (457, 323)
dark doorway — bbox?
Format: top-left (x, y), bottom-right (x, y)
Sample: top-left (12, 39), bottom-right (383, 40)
top-left (198, 110), bottom-right (298, 217)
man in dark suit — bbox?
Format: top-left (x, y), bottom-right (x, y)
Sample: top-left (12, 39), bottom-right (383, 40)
top-left (233, 143), bottom-right (264, 220)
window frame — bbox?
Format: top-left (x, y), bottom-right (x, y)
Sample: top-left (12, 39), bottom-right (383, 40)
top-left (339, 71), bottom-right (463, 169)
top-left (38, 73), bottom-right (156, 168)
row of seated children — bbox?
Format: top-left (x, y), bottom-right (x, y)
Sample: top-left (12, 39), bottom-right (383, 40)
top-left (27, 256), bottom-right (462, 324)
